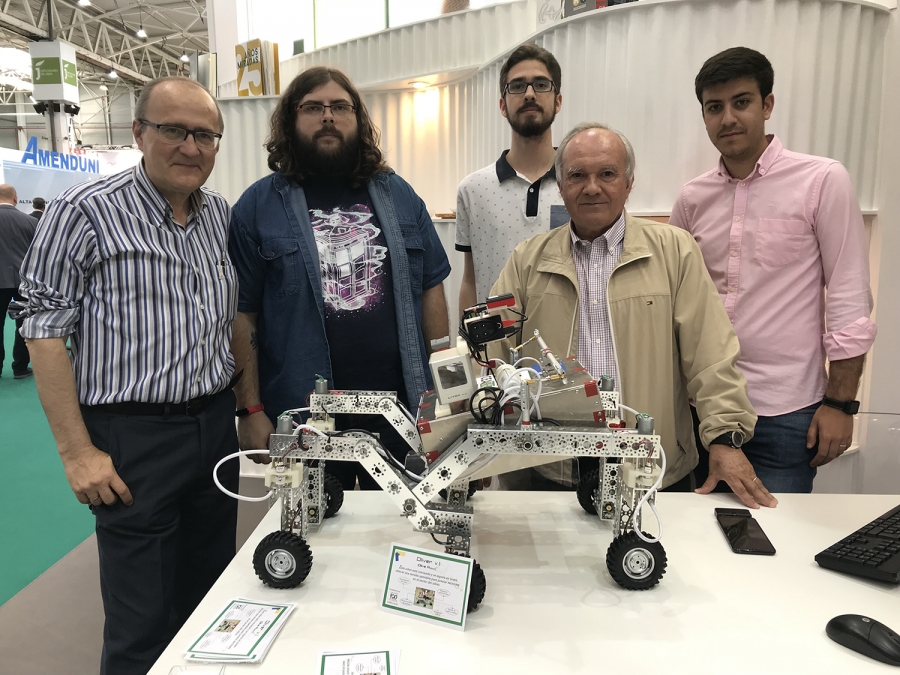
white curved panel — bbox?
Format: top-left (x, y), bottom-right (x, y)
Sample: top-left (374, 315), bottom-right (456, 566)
top-left (209, 96), bottom-right (277, 205)
top-left (218, 80), bottom-right (238, 98)
top-left (277, 0), bottom-right (537, 89)
top-left (210, 0), bottom-right (889, 218)
top-left (531, 0), bottom-right (888, 211)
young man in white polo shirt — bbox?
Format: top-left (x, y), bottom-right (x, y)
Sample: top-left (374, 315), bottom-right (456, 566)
top-left (455, 44), bottom-right (570, 490)
top-left (456, 44), bottom-right (566, 315)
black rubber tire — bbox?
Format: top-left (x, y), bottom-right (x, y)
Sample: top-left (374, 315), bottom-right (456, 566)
top-left (606, 531), bottom-right (667, 590)
top-left (576, 468), bottom-right (600, 515)
top-left (323, 472), bottom-right (344, 518)
top-left (253, 531), bottom-right (313, 589)
top-left (468, 561), bottom-right (486, 612)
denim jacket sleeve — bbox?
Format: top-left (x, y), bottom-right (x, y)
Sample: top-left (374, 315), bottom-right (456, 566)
top-left (228, 207), bottom-right (265, 313)
top-left (416, 190), bottom-right (451, 291)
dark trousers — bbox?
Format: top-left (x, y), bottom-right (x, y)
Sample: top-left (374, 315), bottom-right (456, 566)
top-left (692, 404), bottom-right (818, 494)
top-left (81, 390), bottom-right (239, 675)
top-left (0, 288), bottom-right (30, 375)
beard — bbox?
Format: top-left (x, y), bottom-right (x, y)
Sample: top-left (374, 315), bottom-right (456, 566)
top-left (295, 128), bottom-right (361, 177)
top-left (508, 104), bottom-right (556, 138)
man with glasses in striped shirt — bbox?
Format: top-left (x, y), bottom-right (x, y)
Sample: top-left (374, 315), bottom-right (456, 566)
top-left (17, 77), bottom-right (237, 675)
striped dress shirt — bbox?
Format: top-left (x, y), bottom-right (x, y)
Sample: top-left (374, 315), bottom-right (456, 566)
top-left (570, 212), bottom-right (625, 388)
top-left (18, 162), bottom-right (237, 405)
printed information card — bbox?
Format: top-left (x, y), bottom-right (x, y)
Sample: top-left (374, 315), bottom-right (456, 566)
top-left (183, 598), bottom-right (294, 663)
top-left (380, 543), bottom-right (472, 630)
top-left (319, 649), bottom-right (398, 675)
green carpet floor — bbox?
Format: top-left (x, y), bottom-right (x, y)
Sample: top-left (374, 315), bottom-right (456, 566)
top-left (0, 321), bottom-right (94, 607)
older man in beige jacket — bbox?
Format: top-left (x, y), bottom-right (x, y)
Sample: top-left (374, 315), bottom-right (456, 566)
top-left (491, 122), bottom-right (775, 509)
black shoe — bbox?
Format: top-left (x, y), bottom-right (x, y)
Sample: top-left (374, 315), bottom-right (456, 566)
top-left (13, 368), bottom-right (33, 379)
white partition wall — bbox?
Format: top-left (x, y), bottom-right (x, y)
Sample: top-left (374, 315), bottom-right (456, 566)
top-left (538, 0), bottom-right (887, 211)
top-left (280, 0), bottom-right (538, 89)
top-left (210, 97), bottom-right (275, 204)
top-left (213, 0), bottom-right (889, 212)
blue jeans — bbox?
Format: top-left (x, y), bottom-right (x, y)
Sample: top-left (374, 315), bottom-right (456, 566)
top-left (693, 403), bottom-right (819, 494)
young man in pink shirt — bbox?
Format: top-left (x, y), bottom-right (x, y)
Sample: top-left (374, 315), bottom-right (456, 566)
top-left (670, 47), bottom-right (877, 494)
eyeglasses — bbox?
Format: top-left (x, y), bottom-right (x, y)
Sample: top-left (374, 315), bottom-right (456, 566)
top-left (295, 102), bottom-right (356, 117)
top-left (505, 79), bottom-right (556, 95)
top-left (138, 119), bottom-right (222, 149)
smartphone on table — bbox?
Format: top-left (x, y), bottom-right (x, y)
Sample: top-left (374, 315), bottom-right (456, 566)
top-left (715, 507), bottom-right (776, 555)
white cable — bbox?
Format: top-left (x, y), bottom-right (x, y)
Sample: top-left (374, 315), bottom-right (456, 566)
top-left (619, 403), bottom-right (642, 418)
top-left (281, 406), bottom-right (310, 414)
top-left (291, 423), bottom-right (329, 438)
top-left (513, 356), bottom-right (541, 369)
top-left (396, 401), bottom-right (418, 426)
top-left (213, 450), bottom-right (275, 502)
top-left (496, 366), bottom-right (544, 423)
top-left (633, 444), bottom-right (666, 543)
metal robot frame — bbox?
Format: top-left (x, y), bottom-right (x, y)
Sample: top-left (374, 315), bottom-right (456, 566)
top-left (219, 295), bottom-right (669, 609)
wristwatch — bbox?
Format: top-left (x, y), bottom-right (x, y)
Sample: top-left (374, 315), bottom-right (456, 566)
top-left (710, 430), bottom-right (745, 449)
top-left (821, 397), bottom-right (860, 415)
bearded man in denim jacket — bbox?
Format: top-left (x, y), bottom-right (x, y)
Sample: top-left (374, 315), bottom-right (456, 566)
top-left (229, 67), bottom-right (450, 489)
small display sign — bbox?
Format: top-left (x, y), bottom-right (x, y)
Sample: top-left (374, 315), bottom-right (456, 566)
top-left (381, 543), bottom-right (472, 630)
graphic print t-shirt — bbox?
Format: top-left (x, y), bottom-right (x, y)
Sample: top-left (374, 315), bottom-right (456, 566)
top-left (304, 177), bottom-right (406, 404)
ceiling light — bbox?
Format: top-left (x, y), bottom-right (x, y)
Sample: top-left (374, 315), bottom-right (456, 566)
top-left (180, 52), bottom-right (190, 62)
top-left (408, 81), bottom-right (428, 90)
top-left (108, 69), bottom-right (118, 79)
top-left (136, 26), bottom-right (147, 39)
top-left (99, 84), bottom-right (108, 91)
top-left (77, 0), bottom-right (91, 6)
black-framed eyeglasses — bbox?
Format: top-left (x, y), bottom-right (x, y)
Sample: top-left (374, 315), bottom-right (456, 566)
top-left (295, 102), bottom-right (356, 117)
top-left (138, 119), bottom-right (222, 149)
top-left (505, 79), bottom-right (557, 95)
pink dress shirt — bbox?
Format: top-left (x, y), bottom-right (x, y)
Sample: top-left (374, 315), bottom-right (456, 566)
top-left (669, 135), bottom-right (876, 416)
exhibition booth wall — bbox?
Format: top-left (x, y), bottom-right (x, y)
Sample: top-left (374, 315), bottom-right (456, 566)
top-left (207, 0), bottom-right (900, 493)
top-left (210, 0), bottom-right (888, 212)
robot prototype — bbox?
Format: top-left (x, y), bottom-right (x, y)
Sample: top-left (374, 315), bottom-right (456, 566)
top-left (216, 295), bottom-right (669, 610)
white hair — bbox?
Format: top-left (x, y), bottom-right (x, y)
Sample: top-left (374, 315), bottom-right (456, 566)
top-left (554, 122), bottom-right (635, 184)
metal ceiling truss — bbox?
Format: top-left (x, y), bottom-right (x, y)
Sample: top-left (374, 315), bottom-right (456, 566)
top-left (0, 0), bottom-right (208, 85)
top-left (0, 89), bottom-right (21, 104)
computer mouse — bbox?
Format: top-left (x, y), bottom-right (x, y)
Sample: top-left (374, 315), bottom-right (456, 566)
top-left (826, 614), bottom-right (900, 666)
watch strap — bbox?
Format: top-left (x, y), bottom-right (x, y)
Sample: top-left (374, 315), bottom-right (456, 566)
top-left (710, 431), bottom-right (743, 449)
top-left (821, 397), bottom-right (860, 415)
top-left (236, 403), bottom-right (265, 418)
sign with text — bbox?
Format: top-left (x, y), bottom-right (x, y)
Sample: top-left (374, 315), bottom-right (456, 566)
top-left (236, 38), bottom-right (264, 97)
top-left (235, 38), bottom-right (279, 97)
top-left (29, 41), bottom-right (79, 105)
top-left (381, 543), bottom-right (472, 630)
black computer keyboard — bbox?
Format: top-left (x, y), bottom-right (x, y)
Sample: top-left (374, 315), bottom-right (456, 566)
top-left (815, 504), bottom-right (900, 583)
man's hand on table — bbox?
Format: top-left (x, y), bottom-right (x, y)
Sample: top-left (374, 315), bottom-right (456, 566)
top-left (695, 444), bottom-right (778, 509)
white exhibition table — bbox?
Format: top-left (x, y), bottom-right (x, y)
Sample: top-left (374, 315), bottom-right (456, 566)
top-left (150, 492), bottom-right (900, 674)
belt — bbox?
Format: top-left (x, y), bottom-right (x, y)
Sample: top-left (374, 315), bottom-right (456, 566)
top-left (85, 388), bottom-right (230, 417)
top-left (81, 371), bottom-right (242, 417)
